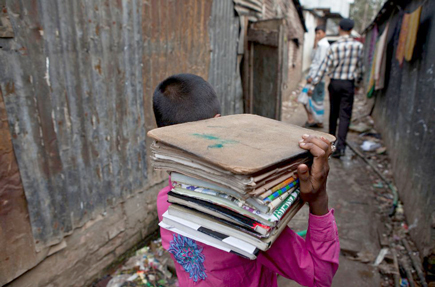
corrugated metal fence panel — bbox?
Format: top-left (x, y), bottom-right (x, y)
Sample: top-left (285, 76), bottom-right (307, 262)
top-left (0, 84), bottom-right (39, 285)
top-left (142, 0), bottom-right (213, 130)
top-left (141, 0), bottom-right (213, 185)
top-left (0, 0), bottom-right (148, 250)
top-left (209, 0), bottom-right (243, 115)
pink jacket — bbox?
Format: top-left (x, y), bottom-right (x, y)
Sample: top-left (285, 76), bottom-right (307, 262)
top-left (157, 180), bottom-right (339, 287)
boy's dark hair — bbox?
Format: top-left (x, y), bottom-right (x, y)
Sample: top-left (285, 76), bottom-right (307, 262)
top-left (315, 25), bottom-right (326, 33)
top-left (153, 74), bottom-right (221, 127)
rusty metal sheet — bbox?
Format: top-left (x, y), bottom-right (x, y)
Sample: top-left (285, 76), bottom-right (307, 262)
top-left (0, 87), bottom-right (44, 285)
top-left (0, 0), bottom-right (148, 250)
top-left (141, 0), bottom-right (213, 185)
top-left (142, 0), bottom-right (213, 130)
top-left (0, 0), bottom-right (254, 284)
top-left (0, 0), bottom-right (243, 256)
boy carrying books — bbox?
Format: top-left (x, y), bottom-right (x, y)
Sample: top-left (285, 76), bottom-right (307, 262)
top-left (153, 74), bottom-right (339, 287)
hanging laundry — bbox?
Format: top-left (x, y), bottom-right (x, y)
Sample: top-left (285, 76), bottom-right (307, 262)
top-left (396, 13), bottom-right (411, 66)
top-left (367, 42), bottom-right (378, 98)
top-left (404, 6), bottom-right (422, 61)
top-left (366, 26), bottom-right (378, 82)
top-left (375, 22), bottom-right (390, 90)
top-left (366, 26), bottom-right (378, 98)
top-left (368, 25), bottom-right (379, 65)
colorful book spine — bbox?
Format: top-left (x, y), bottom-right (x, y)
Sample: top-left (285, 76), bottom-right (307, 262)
top-left (272, 176), bottom-right (298, 192)
top-left (272, 190), bottom-right (300, 220)
top-left (267, 187), bottom-right (297, 211)
top-left (263, 179), bottom-right (299, 203)
top-left (259, 176), bottom-right (298, 199)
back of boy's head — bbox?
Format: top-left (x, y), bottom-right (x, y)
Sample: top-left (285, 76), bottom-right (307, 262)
top-left (153, 74), bottom-right (221, 127)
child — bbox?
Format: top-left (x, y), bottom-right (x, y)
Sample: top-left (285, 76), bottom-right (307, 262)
top-left (154, 74), bottom-right (339, 287)
top-left (304, 25), bottom-right (330, 128)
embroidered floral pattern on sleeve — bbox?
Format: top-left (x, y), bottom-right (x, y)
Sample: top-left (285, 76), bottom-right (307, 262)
top-left (169, 234), bottom-right (207, 282)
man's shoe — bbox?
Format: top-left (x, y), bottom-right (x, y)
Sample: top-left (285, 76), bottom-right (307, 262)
top-left (331, 149), bottom-right (345, 158)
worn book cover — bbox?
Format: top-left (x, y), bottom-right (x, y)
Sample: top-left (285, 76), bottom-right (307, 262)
top-left (148, 114), bottom-right (335, 175)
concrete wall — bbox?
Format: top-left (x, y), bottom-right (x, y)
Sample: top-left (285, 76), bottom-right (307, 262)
top-left (302, 10), bottom-right (318, 73)
top-left (364, 0), bottom-right (435, 259)
top-left (279, 0), bottom-right (306, 93)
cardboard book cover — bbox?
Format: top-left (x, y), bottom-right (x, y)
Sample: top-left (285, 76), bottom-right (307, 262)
top-left (148, 114), bottom-right (335, 175)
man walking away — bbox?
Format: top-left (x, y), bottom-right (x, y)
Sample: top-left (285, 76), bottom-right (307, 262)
top-left (309, 18), bottom-right (364, 158)
top-left (305, 25), bottom-right (330, 128)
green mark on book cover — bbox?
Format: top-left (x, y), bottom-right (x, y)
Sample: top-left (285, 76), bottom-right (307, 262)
top-left (192, 133), bottom-right (238, 149)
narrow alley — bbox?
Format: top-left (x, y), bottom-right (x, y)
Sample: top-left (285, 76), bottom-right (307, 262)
top-left (1, 0), bottom-right (433, 286)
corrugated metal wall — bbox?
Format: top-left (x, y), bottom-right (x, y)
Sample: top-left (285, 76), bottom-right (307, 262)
top-left (0, 0), bottom-right (309, 284)
top-left (141, 0), bottom-right (213, 187)
top-left (0, 81), bottom-right (39, 285)
top-left (0, 0), bottom-right (149, 250)
top-left (209, 0), bottom-right (243, 115)
top-left (363, 0), bottom-right (435, 258)
top-left (142, 0), bottom-right (213, 131)
top-left (0, 0), bottom-right (247, 253)
top-left (0, 0), bottom-right (307, 259)
top-left (0, 0), bottom-right (216, 251)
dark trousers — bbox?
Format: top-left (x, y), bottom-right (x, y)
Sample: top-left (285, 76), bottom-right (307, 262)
top-left (328, 79), bottom-right (355, 151)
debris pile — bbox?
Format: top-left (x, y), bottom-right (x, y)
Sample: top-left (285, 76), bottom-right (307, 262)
top-left (347, 116), bottom-right (429, 287)
top-left (95, 238), bottom-right (178, 287)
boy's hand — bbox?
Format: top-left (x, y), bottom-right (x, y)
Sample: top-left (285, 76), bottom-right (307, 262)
top-left (297, 134), bottom-right (333, 215)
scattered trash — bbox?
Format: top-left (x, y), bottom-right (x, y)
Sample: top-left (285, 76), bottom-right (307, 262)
top-left (373, 181), bottom-right (384, 189)
top-left (349, 122), bottom-right (372, 133)
top-left (361, 140), bottom-right (382, 152)
top-left (374, 248), bottom-right (390, 266)
top-left (378, 262), bottom-right (397, 275)
top-left (399, 278), bottom-right (409, 287)
top-left (407, 218), bottom-right (418, 231)
top-left (376, 147), bottom-right (387, 154)
top-left (103, 238), bottom-right (177, 287)
top-left (107, 275), bottom-right (133, 287)
top-left (348, 116), bottom-right (427, 287)
top-left (359, 132), bottom-right (382, 139)
top-left (348, 251), bottom-right (376, 263)
top-left (395, 203), bottom-right (404, 216)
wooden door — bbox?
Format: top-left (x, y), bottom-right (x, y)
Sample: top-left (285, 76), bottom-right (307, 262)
top-left (243, 19), bottom-right (286, 120)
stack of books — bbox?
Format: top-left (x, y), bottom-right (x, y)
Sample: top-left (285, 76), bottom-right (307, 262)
top-left (148, 114), bottom-right (335, 259)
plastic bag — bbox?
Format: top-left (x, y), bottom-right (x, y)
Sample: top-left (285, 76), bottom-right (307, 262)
top-left (297, 86), bottom-right (310, 105)
top-left (307, 97), bottom-right (324, 123)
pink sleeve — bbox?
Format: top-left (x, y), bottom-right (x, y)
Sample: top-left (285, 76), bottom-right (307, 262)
top-left (258, 209), bottom-right (340, 287)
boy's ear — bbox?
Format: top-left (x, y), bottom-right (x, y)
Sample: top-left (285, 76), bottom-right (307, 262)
top-left (214, 114), bottom-right (221, 118)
